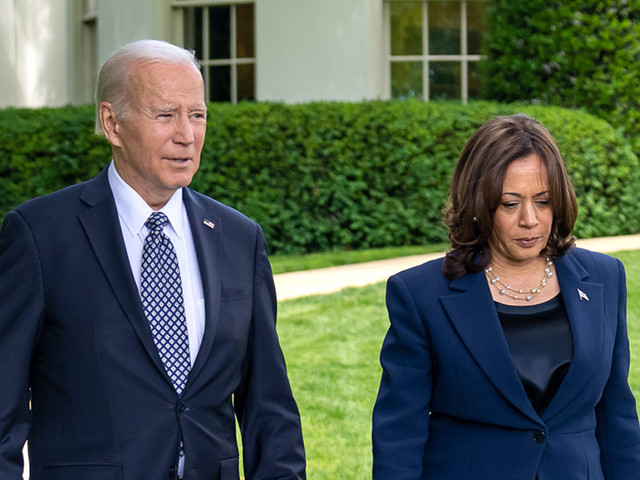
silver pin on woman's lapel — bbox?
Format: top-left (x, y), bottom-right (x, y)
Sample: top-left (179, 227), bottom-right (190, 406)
top-left (577, 288), bottom-right (589, 301)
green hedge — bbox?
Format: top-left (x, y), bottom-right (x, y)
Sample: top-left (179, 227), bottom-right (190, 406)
top-left (0, 105), bottom-right (107, 215)
top-left (481, 0), bottom-right (640, 141)
top-left (1, 101), bottom-right (639, 254)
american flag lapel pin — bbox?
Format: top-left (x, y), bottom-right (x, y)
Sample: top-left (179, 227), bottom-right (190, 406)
top-left (203, 219), bottom-right (215, 229)
top-left (577, 288), bottom-right (589, 301)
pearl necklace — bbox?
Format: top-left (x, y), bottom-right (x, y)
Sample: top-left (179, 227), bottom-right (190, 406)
top-left (485, 257), bottom-right (553, 301)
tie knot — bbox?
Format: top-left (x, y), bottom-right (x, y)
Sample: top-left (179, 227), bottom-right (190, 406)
top-left (145, 211), bottom-right (169, 233)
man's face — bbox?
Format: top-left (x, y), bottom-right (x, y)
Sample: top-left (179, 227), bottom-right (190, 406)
top-left (108, 61), bottom-right (207, 208)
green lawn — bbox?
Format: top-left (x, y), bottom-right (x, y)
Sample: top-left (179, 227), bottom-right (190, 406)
top-left (610, 250), bottom-right (640, 398)
top-left (275, 248), bottom-right (640, 480)
top-left (278, 283), bottom-right (387, 479)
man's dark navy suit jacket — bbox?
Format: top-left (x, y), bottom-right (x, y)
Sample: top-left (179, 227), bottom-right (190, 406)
top-left (0, 168), bottom-right (306, 480)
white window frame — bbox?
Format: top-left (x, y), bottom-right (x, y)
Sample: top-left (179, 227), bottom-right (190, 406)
top-left (83, 0), bottom-right (98, 23)
top-left (69, 0), bottom-right (98, 104)
top-left (384, 0), bottom-right (486, 103)
top-left (172, 0), bottom-right (255, 103)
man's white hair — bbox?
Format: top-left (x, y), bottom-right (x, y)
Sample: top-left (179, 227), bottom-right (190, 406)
top-left (95, 39), bottom-right (201, 135)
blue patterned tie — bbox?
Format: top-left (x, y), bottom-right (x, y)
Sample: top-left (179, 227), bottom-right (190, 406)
top-left (141, 212), bottom-right (190, 397)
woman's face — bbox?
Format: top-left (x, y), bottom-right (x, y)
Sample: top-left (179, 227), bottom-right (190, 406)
top-left (489, 154), bottom-right (553, 266)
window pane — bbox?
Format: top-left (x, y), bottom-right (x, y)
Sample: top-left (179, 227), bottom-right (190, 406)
top-left (467, 1), bottom-right (488, 55)
top-left (184, 7), bottom-right (204, 60)
top-left (237, 4), bottom-right (255, 58)
top-left (238, 63), bottom-right (255, 101)
top-left (468, 61), bottom-right (482, 99)
top-left (390, 2), bottom-right (423, 56)
top-left (429, 61), bottom-right (461, 100)
top-left (209, 65), bottom-right (231, 102)
top-left (209, 6), bottom-right (231, 60)
top-left (428, 1), bottom-right (461, 55)
top-left (391, 61), bottom-right (423, 99)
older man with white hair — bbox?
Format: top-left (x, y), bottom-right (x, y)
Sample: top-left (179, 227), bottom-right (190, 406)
top-left (0, 39), bottom-right (306, 480)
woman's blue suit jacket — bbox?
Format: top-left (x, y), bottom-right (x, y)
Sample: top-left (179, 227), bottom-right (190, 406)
top-left (372, 247), bottom-right (640, 480)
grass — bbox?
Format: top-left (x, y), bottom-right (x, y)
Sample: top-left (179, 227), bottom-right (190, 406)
top-left (610, 250), bottom-right (640, 398)
top-left (273, 248), bottom-right (640, 480)
top-left (278, 283), bottom-right (387, 479)
top-left (269, 244), bottom-right (448, 275)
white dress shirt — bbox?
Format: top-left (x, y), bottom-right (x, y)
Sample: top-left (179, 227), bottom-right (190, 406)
top-left (107, 162), bottom-right (205, 367)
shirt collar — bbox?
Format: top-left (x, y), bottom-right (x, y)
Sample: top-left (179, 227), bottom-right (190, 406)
top-left (108, 161), bottom-right (186, 239)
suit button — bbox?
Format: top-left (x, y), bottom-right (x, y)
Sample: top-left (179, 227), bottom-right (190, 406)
top-left (168, 465), bottom-right (178, 477)
top-left (533, 431), bottom-right (546, 443)
top-left (178, 403), bottom-right (187, 415)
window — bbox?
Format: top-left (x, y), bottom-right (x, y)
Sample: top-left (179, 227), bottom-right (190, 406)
top-left (385, 0), bottom-right (488, 102)
top-left (177, 1), bottom-right (255, 103)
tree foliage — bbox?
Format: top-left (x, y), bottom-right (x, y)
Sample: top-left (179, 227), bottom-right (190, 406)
top-left (482, 0), bottom-right (640, 140)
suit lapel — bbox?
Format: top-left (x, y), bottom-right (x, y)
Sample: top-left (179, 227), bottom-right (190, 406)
top-left (77, 169), bottom-right (169, 379)
top-left (440, 271), bottom-right (541, 423)
top-left (542, 251), bottom-right (604, 421)
top-left (183, 189), bottom-right (222, 387)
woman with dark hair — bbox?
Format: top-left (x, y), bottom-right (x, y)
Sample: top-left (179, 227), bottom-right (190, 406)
top-left (372, 114), bottom-right (640, 480)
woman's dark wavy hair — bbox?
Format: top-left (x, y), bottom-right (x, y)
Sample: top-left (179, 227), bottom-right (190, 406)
top-left (442, 114), bottom-right (578, 280)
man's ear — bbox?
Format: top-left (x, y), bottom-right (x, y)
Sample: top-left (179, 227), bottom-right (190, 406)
top-left (99, 102), bottom-right (123, 147)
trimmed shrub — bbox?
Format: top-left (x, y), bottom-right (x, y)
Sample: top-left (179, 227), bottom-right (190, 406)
top-left (1, 101), bottom-right (639, 254)
top-left (481, 0), bottom-right (640, 141)
top-left (0, 105), bottom-right (107, 218)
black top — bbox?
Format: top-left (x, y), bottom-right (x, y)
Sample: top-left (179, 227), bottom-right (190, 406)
top-left (496, 295), bottom-right (573, 415)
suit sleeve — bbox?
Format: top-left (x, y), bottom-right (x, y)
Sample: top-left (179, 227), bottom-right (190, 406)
top-left (372, 273), bottom-right (433, 480)
top-left (595, 257), bottom-right (640, 479)
top-left (0, 211), bottom-right (46, 478)
top-left (233, 225), bottom-right (306, 480)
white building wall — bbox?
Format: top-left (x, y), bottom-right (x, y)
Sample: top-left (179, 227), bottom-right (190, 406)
top-left (97, 0), bottom-right (171, 66)
top-left (0, 0), bottom-right (18, 106)
top-left (256, 0), bottom-right (383, 103)
top-left (0, 0), bottom-right (385, 109)
top-left (0, 0), bottom-right (71, 108)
